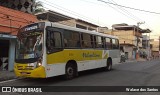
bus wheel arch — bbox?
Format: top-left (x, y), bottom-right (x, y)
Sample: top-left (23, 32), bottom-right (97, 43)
top-left (65, 60), bottom-right (78, 79)
top-left (106, 57), bottom-right (112, 71)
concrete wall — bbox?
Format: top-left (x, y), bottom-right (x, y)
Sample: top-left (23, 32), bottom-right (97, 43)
top-left (57, 19), bottom-right (98, 31)
top-left (112, 30), bottom-right (135, 45)
top-left (8, 39), bottom-right (16, 71)
top-left (57, 19), bottom-right (76, 27)
top-left (109, 30), bottom-right (143, 48)
top-left (123, 46), bottom-right (134, 59)
top-left (76, 21), bottom-right (97, 31)
top-left (152, 51), bottom-right (159, 58)
top-left (150, 40), bottom-right (159, 58)
top-left (151, 40), bottom-right (159, 51)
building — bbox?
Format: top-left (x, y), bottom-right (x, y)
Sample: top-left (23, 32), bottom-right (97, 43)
top-left (36, 10), bottom-right (101, 31)
top-left (0, 6), bottom-right (38, 71)
top-left (150, 39), bottom-right (159, 58)
top-left (97, 27), bottom-right (109, 33)
top-left (142, 35), bottom-right (151, 59)
top-left (109, 24), bottom-right (151, 60)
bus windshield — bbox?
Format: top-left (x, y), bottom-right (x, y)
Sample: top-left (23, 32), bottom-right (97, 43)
top-left (16, 31), bottom-right (43, 62)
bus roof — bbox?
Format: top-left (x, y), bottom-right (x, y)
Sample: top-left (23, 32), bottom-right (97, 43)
top-left (40, 21), bottom-right (118, 39)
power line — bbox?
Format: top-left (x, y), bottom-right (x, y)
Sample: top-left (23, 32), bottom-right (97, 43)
top-left (98, 0), bottom-right (160, 15)
top-left (108, 0), bottom-right (153, 30)
top-left (80, 0), bottom-right (152, 29)
top-left (97, 0), bottom-right (156, 30)
top-left (109, 0), bottom-right (143, 22)
top-left (39, 0), bottom-right (108, 27)
top-left (41, 2), bottom-right (99, 25)
top-left (79, 0), bottom-right (139, 24)
top-left (103, 0), bottom-right (139, 22)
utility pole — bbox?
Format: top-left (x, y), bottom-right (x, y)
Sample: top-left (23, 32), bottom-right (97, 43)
top-left (146, 33), bottom-right (151, 60)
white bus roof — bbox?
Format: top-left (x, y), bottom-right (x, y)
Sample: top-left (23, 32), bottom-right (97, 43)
top-left (40, 21), bottom-right (118, 39)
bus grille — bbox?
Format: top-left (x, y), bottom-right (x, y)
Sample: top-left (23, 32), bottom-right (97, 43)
top-left (17, 66), bottom-right (34, 70)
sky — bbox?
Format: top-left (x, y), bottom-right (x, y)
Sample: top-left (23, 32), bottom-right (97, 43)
top-left (39, 0), bottom-right (160, 39)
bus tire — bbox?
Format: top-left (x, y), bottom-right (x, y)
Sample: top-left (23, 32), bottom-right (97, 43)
top-left (65, 63), bottom-right (77, 80)
top-left (106, 58), bottom-right (112, 71)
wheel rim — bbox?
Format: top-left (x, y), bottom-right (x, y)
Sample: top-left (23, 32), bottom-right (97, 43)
top-left (67, 67), bottom-right (74, 76)
top-left (108, 64), bottom-right (111, 70)
top-left (107, 62), bottom-right (112, 70)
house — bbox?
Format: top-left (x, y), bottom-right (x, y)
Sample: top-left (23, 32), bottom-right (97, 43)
top-left (142, 35), bottom-right (151, 59)
top-left (108, 24), bottom-right (151, 60)
top-left (0, 6), bottom-right (38, 71)
top-left (150, 39), bottom-right (159, 58)
top-left (97, 27), bottom-right (109, 33)
top-left (36, 10), bottom-right (102, 32)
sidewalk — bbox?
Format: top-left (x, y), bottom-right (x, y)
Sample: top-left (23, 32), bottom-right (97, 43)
top-left (126, 58), bottom-right (146, 63)
top-left (0, 71), bottom-right (17, 82)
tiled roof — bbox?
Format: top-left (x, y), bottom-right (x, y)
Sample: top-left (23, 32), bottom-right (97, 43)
top-left (0, 6), bottom-right (38, 35)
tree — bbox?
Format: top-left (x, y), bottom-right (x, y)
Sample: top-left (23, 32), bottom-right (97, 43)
top-left (34, 0), bottom-right (45, 14)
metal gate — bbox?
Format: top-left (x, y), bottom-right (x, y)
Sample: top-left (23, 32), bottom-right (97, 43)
top-left (0, 57), bottom-right (8, 70)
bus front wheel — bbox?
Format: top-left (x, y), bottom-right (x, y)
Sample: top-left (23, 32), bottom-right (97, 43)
top-left (65, 63), bottom-right (77, 80)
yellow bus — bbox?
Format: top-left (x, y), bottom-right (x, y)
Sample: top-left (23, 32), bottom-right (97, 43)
top-left (14, 22), bottom-right (120, 79)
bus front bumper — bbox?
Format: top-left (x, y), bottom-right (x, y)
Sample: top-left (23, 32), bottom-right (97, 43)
top-left (14, 66), bottom-right (46, 78)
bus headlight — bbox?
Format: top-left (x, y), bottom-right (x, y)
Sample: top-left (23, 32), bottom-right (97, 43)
top-left (36, 60), bottom-right (42, 67)
top-left (36, 62), bottom-right (42, 67)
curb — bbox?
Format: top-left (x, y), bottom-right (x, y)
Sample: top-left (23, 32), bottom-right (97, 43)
top-left (126, 59), bottom-right (147, 63)
top-left (0, 76), bottom-right (18, 82)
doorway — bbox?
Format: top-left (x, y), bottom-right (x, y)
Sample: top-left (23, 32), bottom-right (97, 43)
top-left (0, 40), bottom-right (9, 70)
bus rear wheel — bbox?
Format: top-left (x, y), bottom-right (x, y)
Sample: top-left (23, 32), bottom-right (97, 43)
top-left (106, 59), bottom-right (112, 71)
top-left (65, 63), bottom-right (77, 80)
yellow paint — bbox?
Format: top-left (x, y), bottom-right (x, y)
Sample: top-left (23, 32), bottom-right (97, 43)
top-left (14, 63), bottom-right (46, 78)
top-left (47, 49), bottom-right (108, 64)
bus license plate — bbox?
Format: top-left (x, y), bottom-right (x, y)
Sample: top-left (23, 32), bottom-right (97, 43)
top-left (21, 72), bottom-right (28, 75)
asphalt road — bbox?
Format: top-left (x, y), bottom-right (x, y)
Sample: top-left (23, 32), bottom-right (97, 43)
top-left (1, 59), bottom-right (160, 95)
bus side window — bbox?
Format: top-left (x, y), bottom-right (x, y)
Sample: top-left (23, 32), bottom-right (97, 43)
top-left (64, 38), bottom-right (68, 47)
top-left (53, 32), bottom-right (62, 48)
top-left (63, 30), bottom-right (80, 48)
top-left (94, 36), bottom-right (97, 48)
top-left (110, 38), bottom-right (112, 49)
top-left (50, 32), bottom-right (55, 47)
top-left (113, 39), bottom-right (119, 49)
top-left (46, 30), bottom-right (62, 53)
top-left (112, 39), bottom-right (119, 49)
top-left (97, 36), bottom-right (102, 48)
top-left (102, 37), bottom-right (105, 48)
top-left (76, 41), bottom-right (81, 47)
top-left (81, 33), bottom-right (92, 48)
top-left (46, 30), bottom-right (52, 50)
top-left (90, 35), bottom-right (94, 48)
top-left (105, 37), bottom-right (112, 49)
